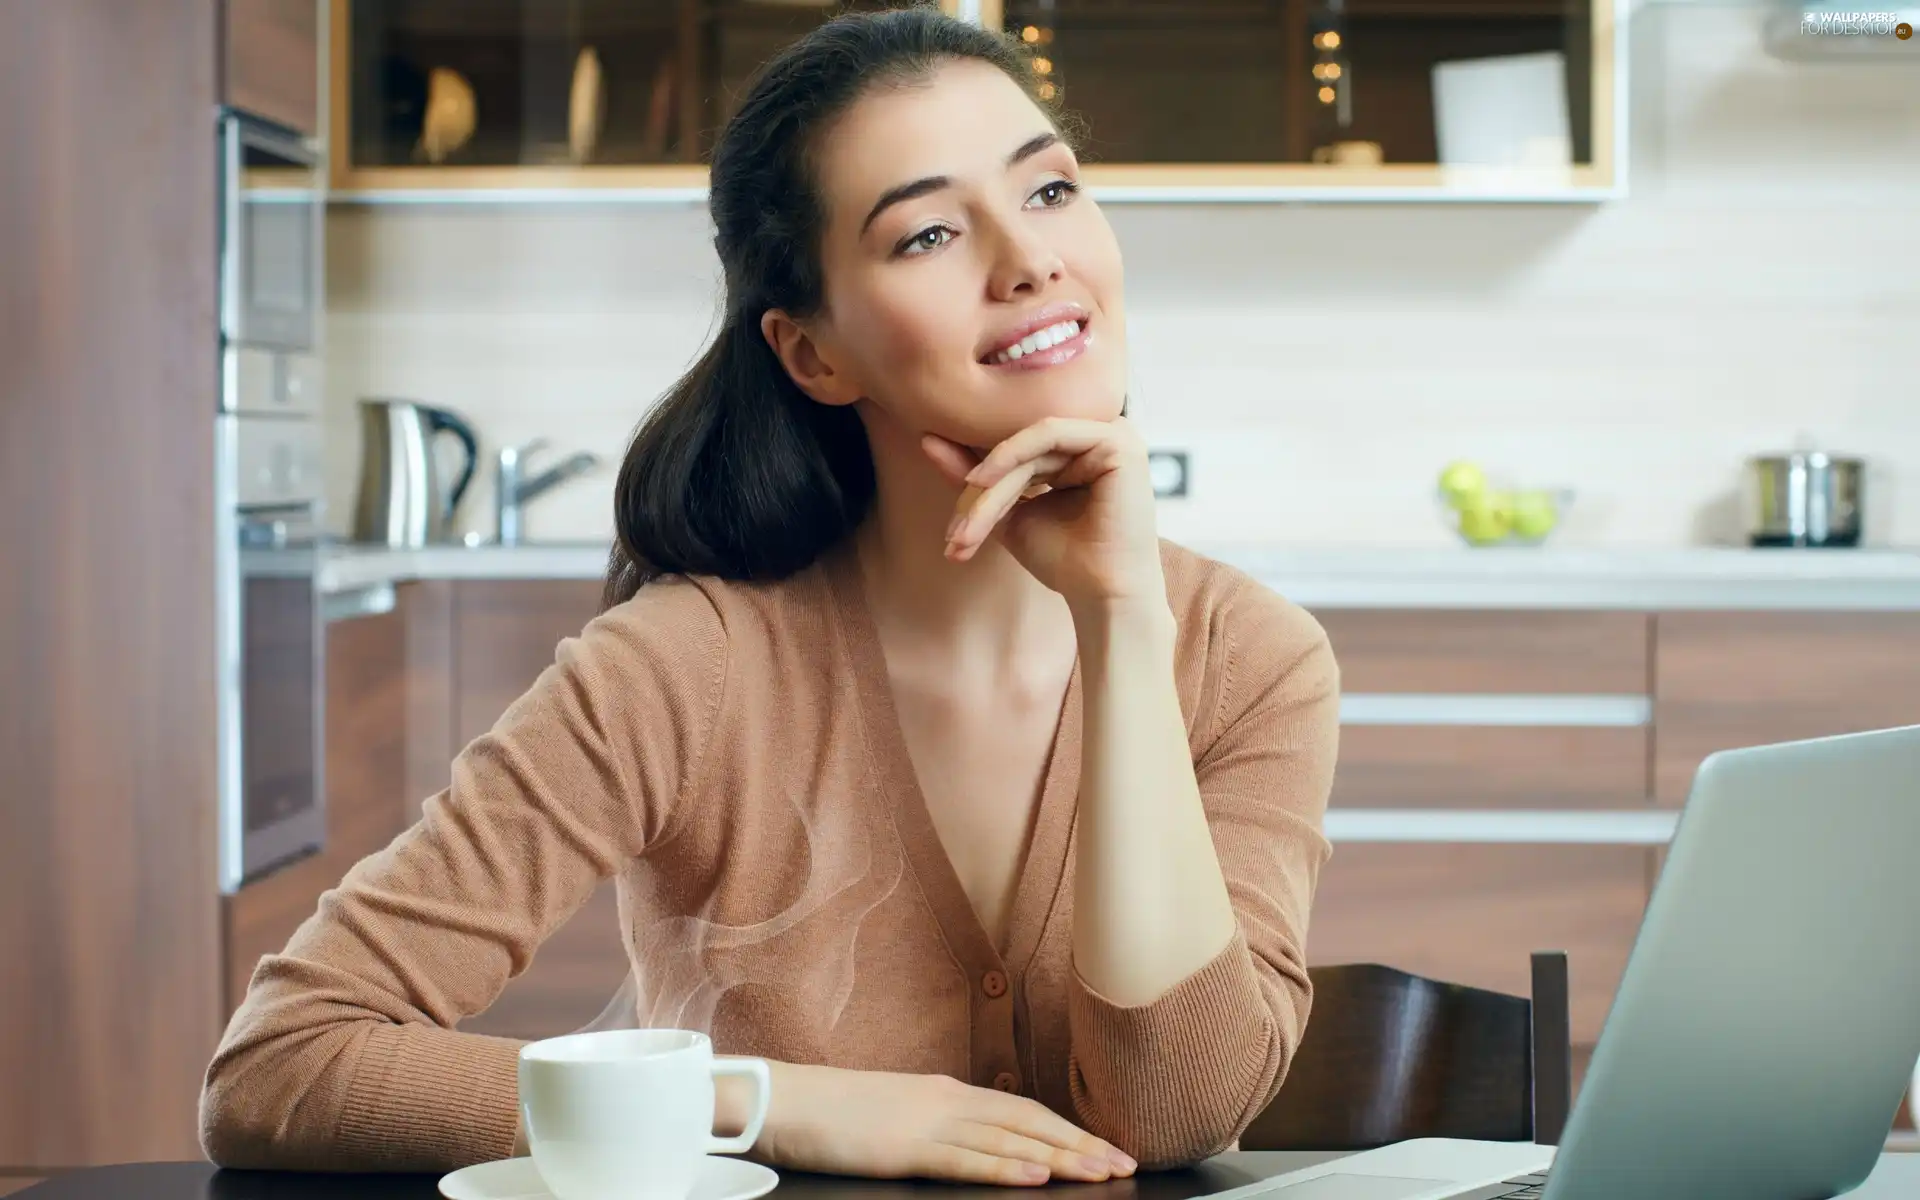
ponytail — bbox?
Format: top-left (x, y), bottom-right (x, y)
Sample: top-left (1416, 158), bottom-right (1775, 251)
top-left (602, 314), bottom-right (875, 609)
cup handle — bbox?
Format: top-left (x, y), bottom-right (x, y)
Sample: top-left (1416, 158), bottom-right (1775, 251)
top-left (707, 1058), bottom-right (772, 1155)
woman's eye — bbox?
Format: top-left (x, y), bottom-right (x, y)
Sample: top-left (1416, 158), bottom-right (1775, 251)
top-left (899, 225), bottom-right (956, 256)
top-left (1029, 178), bottom-right (1080, 208)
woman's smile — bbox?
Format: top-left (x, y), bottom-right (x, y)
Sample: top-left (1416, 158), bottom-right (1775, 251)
top-left (978, 303), bottom-right (1093, 372)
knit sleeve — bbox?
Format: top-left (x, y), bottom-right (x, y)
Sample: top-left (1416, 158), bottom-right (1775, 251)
top-left (200, 577), bottom-right (729, 1173)
top-left (1066, 581), bottom-right (1339, 1167)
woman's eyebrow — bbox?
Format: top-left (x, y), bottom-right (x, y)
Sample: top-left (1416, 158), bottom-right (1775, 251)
top-left (858, 131), bottom-right (1062, 236)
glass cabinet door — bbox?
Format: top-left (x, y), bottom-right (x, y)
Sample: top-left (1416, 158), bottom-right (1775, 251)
top-left (333, 0), bottom-right (962, 190)
top-left (329, 0), bottom-right (1620, 200)
top-left (988, 0), bottom-right (1618, 198)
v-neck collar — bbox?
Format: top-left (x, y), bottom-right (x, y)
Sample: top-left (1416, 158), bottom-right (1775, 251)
top-left (823, 539), bottom-right (1082, 977)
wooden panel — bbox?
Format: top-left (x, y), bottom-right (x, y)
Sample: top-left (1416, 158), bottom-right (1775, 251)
top-left (225, 607), bottom-right (409, 1014)
top-left (224, 0), bottom-right (320, 134)
top-left (1308, 844), bottom-right (1649, 1045)
top-left (451, 581), bottom-right (629, 1040)
top-left (452, 581), bottom-right (605, 747)
top-left (401, 580), bottom-right (456, 825)
top-left (0, 0), bottom-right (221, 1168)
top-left (1316, 610), bottom-right (1651, 695)
top-left (1333, 725), bottom-right (1650, 809)
top-left (1652, 612), bottom-right (1920, 804)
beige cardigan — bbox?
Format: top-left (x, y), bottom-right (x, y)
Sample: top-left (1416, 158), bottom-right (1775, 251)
top-left (201, 539), bottom-right (1340, 1173)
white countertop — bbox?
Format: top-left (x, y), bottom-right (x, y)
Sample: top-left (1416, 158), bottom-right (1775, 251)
top-left (322, 541), bottom-right (1920, 611)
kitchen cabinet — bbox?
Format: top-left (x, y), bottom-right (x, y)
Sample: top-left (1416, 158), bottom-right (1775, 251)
top-left (1307, 608), bottom-right (1654, 1066)
top-left (989, 0), bottom-right (1617, 198)
top-left (329, 0), bottom-right (966, 194)
top-left (326, 0), bottom-right (1621, 201)
top-left (226, 0), bottom-right (323, 134)
top-left (1651, 612), bottom-right (1920, 806)
top-left (1320, 609), bottom-right (1653, 811)
top-left (1, 0), bottom-right (223, 1170)
top-left (1309, 843), bottom-right (1648, 1047)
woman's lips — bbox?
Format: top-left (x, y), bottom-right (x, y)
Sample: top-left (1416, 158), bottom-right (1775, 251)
top-left (980, 318), bottom-right (1091, 372)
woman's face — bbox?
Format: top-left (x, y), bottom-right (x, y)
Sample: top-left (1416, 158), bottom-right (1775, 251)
top-left (776, 58), bottom-right (1128, 452)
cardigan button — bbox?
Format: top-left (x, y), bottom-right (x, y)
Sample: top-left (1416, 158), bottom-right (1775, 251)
top-left (981, 970), bottom-right (1008, 999)
top-left (992, 1071), bottom-right (1020, 1093)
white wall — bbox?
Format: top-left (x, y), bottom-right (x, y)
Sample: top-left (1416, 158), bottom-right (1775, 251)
top-left (323, 5), bottom-right (1920, 548)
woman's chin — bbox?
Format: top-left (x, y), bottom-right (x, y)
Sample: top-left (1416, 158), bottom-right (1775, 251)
top-left (969, 395), bottom-right (1127, 444)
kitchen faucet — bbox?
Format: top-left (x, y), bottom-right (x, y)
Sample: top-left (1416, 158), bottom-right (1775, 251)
top-left (494, 438), bottom-right (601, 546)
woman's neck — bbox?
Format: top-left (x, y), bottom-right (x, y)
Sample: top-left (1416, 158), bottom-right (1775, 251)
top-left (852, 406), bottom-right (1073, 676)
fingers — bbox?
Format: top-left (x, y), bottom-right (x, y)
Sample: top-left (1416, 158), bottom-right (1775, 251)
top-left (917, 1143), bottom-right (1052, 1187)
top-left (964, 416), bottom-right (1142, 491)
top-left (946, 452), bottom-right (1070, 561)
top-left (980, 1093), bottom-right (1137, 1176)
top-left (948, 1121), bottom-right (1119, 1183)
top-left (964, 418), bottom-right (1113, 489)
top-left (919, 433), bottom-right (981, 488)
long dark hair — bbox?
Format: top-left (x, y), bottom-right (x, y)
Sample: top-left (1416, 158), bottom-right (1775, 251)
top-left (603, 5), bottom-right (1065, 608)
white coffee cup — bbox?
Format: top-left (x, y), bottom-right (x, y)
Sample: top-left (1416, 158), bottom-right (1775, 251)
top-left (519, 1029), bottom-right (771, 1200)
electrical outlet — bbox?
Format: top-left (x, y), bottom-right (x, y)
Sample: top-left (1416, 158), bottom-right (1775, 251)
top-left (1148, 450), bottom-right (1190, 498)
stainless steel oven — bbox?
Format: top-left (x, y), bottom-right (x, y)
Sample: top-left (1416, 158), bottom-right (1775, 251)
top-left (221, 112), bottom-right (321, 352)
top-left (216, 108), bottom-right (327, 893)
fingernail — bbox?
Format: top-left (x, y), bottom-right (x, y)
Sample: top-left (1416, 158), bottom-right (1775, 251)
top-left (1110, 1151), bottom-right (1137, 1174)
top-left (1021, 1163), bottom-right (1050, 1183)
top-left (1080, 1155), bottom-right (1113, 1178)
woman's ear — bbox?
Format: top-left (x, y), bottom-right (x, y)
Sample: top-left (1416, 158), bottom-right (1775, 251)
top-left (761, 309), bottom-right (859, 408)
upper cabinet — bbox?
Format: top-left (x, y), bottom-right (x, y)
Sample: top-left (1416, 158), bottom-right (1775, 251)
top-left (330, 0), bottom-right (967, 195)
top-left (328, 0), bottom-right (1622, 202)
top-left (227, 0), bottom-right (324, 135)
top-left (985, 0), bottom-right (1618, 199)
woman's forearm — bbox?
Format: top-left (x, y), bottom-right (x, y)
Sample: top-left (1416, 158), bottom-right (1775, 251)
top-left (1069, 594), bottom-right (1238, 1007)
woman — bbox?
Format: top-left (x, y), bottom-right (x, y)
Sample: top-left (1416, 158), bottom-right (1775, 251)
top-left (202, 5), bottom-right (1339, 1186)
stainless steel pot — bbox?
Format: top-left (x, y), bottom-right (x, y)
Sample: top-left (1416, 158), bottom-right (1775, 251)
top-left (1744, 451), bottom-right (1864, 548)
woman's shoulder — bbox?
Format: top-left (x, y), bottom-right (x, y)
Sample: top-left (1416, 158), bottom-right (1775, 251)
top-left (587, 563), bottom-right (836, 674)
top-left (1157, 541), bottom-right (1338, 735)
top-left (1157, 540), bottom-right (1331, 661)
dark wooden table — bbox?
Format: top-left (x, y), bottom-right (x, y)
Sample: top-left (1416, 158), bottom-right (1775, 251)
top-left (15, 1150), bottom-right (1920, 1199)
top-left (9, 1153), bottom-right (1345, 1200)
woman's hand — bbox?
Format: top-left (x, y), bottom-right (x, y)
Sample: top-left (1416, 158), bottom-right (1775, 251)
top-left (923, 417), bottom-right (1164, 610)
top-left (745, 1061), bottom-right (1136, 1186)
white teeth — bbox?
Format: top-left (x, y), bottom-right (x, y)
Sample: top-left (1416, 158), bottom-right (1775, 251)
top-left (990, 320), bottom-right (1082, 364)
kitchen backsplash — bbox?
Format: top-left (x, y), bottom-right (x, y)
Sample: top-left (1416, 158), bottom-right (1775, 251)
top-left (322, 6), bottom-right (1919, 549)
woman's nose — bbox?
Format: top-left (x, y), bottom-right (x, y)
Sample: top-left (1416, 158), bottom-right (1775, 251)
top-left (984, 223), bottom-right (1065, 300)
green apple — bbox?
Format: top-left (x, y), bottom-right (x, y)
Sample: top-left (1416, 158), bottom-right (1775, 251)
top-left (1511, 490), bottom-right (1560, 541)
top-left (1457, 491), bottom-right (1514, 546)
top-left (1438, 461), bottom-right (1489, 509)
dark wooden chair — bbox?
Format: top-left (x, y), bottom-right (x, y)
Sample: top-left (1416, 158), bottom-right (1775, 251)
top-left (1242, 951), bottom-right (1572, 1151)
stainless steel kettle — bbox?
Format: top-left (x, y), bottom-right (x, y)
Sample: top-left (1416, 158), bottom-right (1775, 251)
top-left (351, 398), bottom-right (480, 547)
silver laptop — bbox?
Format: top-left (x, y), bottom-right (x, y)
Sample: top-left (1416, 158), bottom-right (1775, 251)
top-left (1228, 724), bottom-right (1920, 1200)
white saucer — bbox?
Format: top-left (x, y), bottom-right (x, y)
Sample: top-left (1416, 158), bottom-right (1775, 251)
top-left (441, 1155), bottom-right (780, 1200)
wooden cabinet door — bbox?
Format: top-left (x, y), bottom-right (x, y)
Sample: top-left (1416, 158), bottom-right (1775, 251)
top-left (1308, 843), bottom-right (1650, 1049)
top-left (1315, 610), bottom-right (1653, 810)
top-left (225, 0), bottom-right (320, 133)
top-left (1652, 612), bottom-right (1920, 805)
top-left (448, 580), bottom-right (629, 1041)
